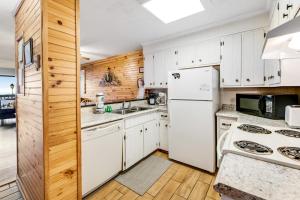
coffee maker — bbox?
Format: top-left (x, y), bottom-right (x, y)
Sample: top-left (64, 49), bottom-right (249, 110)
top-left (148, 93), bottom-right (157, 105)
top-left (156, 92), bottom-right (167, 106)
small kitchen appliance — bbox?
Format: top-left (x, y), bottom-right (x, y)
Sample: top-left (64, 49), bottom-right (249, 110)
top-left (95, 93), bottom-right (105, 113)
top-left (236, 94), bottom-right (298, 119)
top-left (148, 93), bottom-right (157, 105)
top-left (156, 92), bottom-right (167, 106)
top-left (285, 105), bottom-right (300, 128)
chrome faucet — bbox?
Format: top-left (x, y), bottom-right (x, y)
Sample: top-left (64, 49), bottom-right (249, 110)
top-left (122, 101), bottom-right (131, 109)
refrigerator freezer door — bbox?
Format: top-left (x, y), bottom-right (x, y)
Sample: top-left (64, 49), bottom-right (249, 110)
top-left (168, 100), bottom-right (216, 172)
top-left (168, 67), bottom-right (214, 101)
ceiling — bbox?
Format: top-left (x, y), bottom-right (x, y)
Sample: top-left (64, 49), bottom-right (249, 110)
top-left (80, 0), bottom-right (272, 62)
top-left (0, 0), bottom-right (20, 69)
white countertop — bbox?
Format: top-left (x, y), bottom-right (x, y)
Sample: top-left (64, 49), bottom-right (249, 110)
top-left (81, 105), bottom-right (167, 128)
top-left (216, 110), bottom-right (288, 127)
top-left (214, 153), bottom-right (300, 200)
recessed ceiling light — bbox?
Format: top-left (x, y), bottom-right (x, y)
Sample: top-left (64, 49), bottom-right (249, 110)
top-left (142, 0), bottom-right (205, 24)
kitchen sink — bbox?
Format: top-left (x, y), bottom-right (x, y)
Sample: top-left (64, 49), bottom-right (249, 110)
top-left (112, 107), bottom-right (152, 115)
top-left (112, 109), bottom-right (136, 115)
top-left (129, 106), bottom-right (152, 111)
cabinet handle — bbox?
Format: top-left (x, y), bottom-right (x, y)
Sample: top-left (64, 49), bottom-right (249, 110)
top-left (150, 83), bottom-right (152, 86)
top-left (140, 130), bottom-right (143, 133)
top-left (145, 128), bottom-right (148, 131)
top-left (222, 123), bottom-right (232, 127)
top-left (160, 82), bottom-right (162, 85)
top-left (277, 71), bottom-right (281, 77)
top-left (246, 78), bottom-right (250, 82)
top-left (287, 4), bottom-right (293, 10)
top-left (166, 82), bottom-right (168, 85)
top-left (222, 78), bottom-right (224, 83)
top-left (199, 59), bottom-right (202, 62)
top-left (283, 13), bottom-right (288, 18)
top-left (192, 60), bottom-right (194, 63)
top-left (165, 124), bottom-right (168, 128)
top-left (235, 79), bottom-right (239, 83)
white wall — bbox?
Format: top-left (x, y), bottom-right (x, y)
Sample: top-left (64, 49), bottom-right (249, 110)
top-left (143, 14), bottom-right (269, 53)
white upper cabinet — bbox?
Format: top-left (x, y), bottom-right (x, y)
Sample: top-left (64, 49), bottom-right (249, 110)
top-left (270, 0), bottom-right (300, 30)
top-left (144, 54), bottom-right (155, 88)
top-left (278, 0), bottom-right (291, 25)
top-left (177, 38), bottom-right (221, 69)
top-left (177, 45), bottom-right (196, 68)
top-left (195, 38), bottom-right (221, 66)
top-left (242, 29), bottom-right (265, 86)
top-left (154, 51), bottom-right (167, 87)
top-left (220, 33), bottom-right (242, 87)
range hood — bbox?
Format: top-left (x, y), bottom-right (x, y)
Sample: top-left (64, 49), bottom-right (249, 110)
top-left (262, 16), bottom-right (300, 60)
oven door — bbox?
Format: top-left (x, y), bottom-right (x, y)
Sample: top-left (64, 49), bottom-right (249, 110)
top-left (236, 94), bottom-right (265, 117)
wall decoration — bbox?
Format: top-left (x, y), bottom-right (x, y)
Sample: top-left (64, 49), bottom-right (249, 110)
top-left (24, 38), bottom-right (33, 67)
top-left (99, 67), bottom-right (122, 87)
top-left (17, 36), bottom-right (25, 94)
top-left (139, 67), bottom-right (144, 73)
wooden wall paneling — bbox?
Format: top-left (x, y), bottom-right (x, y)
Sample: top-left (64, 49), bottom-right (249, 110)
top-left (45, 0), bottom-right (81, 199)
top-left (81, 50), bottom-right (144, 103)
top-left (16, 0), bottom-right (81, 199)
top-left (15, 0), bottom-right (44, 199)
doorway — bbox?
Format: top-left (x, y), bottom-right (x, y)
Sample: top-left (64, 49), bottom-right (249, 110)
top-left (0, 75), bottom-right (16, 186)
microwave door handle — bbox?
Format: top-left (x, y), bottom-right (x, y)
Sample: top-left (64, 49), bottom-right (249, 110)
top-left (258, 96), bottom-right (266, 114)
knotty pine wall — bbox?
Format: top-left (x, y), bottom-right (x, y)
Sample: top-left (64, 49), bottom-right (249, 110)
top-left (15, 0), bottom-right (81, 199)
top-left (81, 50), bottom-right (144, 103)
top-left (15, 0), bottom-right (44, 199)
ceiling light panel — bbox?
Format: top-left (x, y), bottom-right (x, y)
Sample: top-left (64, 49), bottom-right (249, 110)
top-left (142, 0), bottom-right (205, 24)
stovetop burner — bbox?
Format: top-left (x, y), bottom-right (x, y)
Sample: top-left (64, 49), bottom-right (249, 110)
top-left (238, 124), bottom-right (272, 134)
top-left (234, 140), bottom-right (273, 155)
top-left (278, 147), bottom-right (300, 162)
top-left (275, 130), bottom-right (300, 138)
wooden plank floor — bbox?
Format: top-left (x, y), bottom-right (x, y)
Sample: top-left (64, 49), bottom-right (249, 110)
top-left (85, 151), bottom-right (220, 200)
top-left (0, 119), bottom-right (17, 186)
top-left (0, 182), bottom-right (23, 200)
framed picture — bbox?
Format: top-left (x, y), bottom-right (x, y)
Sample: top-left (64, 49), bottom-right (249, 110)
top-left (24, 38), bottom-right (33, 67)
top-left (17, 39), bottom-right (23, 62)
top-left (139, 67), bottom-right (144, 73)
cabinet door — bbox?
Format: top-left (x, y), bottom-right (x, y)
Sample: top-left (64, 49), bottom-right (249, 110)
top-left (159, 120), bottom-right (169, 151)
top-left (154, 51), bottom-right (167, 88)
top-left (177, 45), bottom-right (196, 68)
top-left (144, 54), bottom-right (154, 88)
top-left (195, 38), bottom-right (221, 66)
top-left (165, 48), bottom-right (178, 87)
top-left (279, 0), bottom-right (290, 25)
top-left (125, 125), bottom-right (144, 169)
top-left (265, 60), bottom-right (281, 85)
top-left (270, 1), bottom-right (280, 29)
top-left (220, 33), bottom-right (242, 87)
top-left (143, 120), bottom-right (159, 157)
top-left (242, 29), bottom-right (265, 86)
top-left (289, 0), bottom-right (300, 19)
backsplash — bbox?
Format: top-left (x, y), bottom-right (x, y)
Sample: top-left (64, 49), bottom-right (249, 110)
top-left (81, 50), bottom-right (144, 103)
top-left (221, 87), bottom-right (300, 107)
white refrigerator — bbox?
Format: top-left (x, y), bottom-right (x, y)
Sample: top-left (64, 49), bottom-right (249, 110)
top-left (168, 67), bottom-right (219, 173)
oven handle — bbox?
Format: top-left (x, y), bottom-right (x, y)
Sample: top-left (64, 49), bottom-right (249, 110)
top-left (258, 96), bottom-right (266, 114)
top-left (217, 131), bottom-right (230, 161)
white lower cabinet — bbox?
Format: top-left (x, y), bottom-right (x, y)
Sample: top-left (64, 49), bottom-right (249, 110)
top-left (143, 120), bottom-right (159, 157)
top-left (159, 120), bottom-right (169, 151)
top-left (123, 113), bottom-right (159, 170)
top-left (124, 124), bottom-right (144, 170)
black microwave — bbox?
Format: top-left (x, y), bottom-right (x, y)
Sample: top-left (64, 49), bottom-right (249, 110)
top-left (236, 94), bottom-right (299, 119)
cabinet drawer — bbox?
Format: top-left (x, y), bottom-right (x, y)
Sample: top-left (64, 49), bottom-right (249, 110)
top-left (220, 119), bottom-right (235, 130)
top-left (125, 112), bottom-right (157, 129)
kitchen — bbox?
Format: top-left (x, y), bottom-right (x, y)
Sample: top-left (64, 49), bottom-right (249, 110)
top-left (2, 0), bottom-right (300, 200)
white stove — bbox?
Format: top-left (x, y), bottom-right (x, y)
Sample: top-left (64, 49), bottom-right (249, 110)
top-left (221, 123), bottom-right (300, 170)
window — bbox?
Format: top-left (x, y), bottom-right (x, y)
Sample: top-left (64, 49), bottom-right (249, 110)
top-left (0, 76), bottom-right (16, 95)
